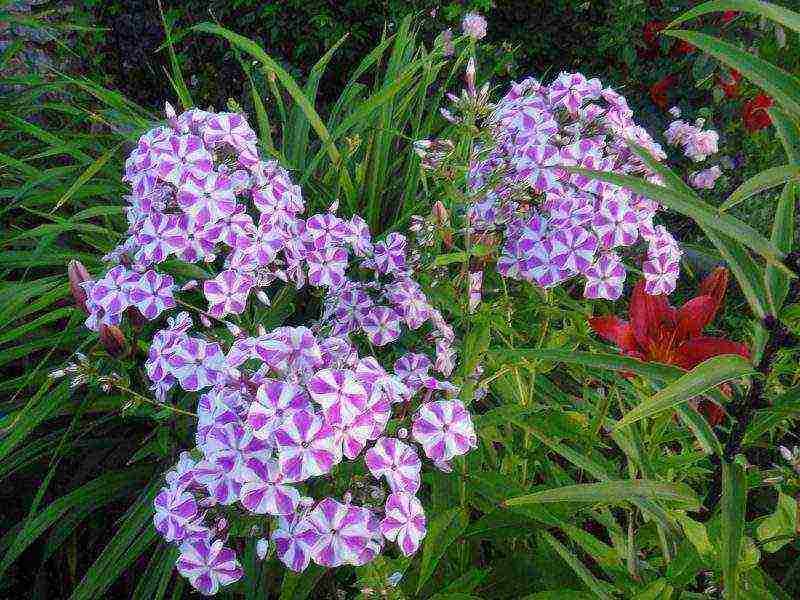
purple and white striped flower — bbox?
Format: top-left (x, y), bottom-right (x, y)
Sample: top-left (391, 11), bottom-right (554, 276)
top-left (360, 307), bottom-right (402, 347)
top-left (307, 498), bottom-right (375, 567)
top-left (247, 380), bottom-right (311, 444)
top-left (129, 270), bottom-right (176, 320)
top-left (583, 253), bottom-right (626, 300)
top-left (176, 538), bottom-right (243, 596)
top-left (153, 484), bottom-right (198, 543)
top-left (271, 514), bottom-right (319, 572)
top-left (307, 368), bottom-right (368, 425)
top-left (204, 270), bottom-right (255, 318)
top-left (275, 410), bottom-right (341, 481)
top-left (364, 437), bottom-right (422, 494)
top-left (380, 492), bottom-right (427, 556)
top-left (167, 337), bottom-right (229, 391)
top-left (238, 458), bottom-right (301, 515)
top-left (307, 247), bottom-right (348, 288)
top-left (412, 400), bottom-right (477, 467)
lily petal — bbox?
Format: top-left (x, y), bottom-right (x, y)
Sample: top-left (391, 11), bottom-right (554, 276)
top-left (675, 295), bottom-right (716, 341)
top-left (589, 316), bottom-right (639, 353)
top-left (630, 281), bottom-right (676, 351)
top-left (674, 336), bottom-right (750, 370)
top-left (697, 267), bottom-right (728, 325)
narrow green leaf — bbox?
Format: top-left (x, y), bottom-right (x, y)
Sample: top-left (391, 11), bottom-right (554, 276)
top-left (506, 481), bottom-right (700, 510)
top-left (667, 0), bottom-right (800, 35)
top-left (721, 461), bottom-right (747, 600)
top-left (720, 165), bottom-right (800, 211)
top-left (540, 531), bottom-right (616, 600)
top-left (663, 30), bottom-right (800, 117)
top-left (766, 183), bottom-right (797, 313)
top-left (416, 508), bottom-right (468, 594)
top-left (616, 355), bottom-right (755, 428)
top-left (756, 491), bottom-right (797, 553)
top-left (769, 108), bottom-right (800, 164)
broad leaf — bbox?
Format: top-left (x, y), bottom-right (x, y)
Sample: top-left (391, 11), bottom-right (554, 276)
top-left (720, 165), bottom-right (800, 211)
top-left (505, 480), bottom-right (700, 510)
top-left (721, 461), bottom-right (748, 600)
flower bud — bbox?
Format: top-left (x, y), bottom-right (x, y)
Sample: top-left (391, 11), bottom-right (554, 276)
top-left (181, 279), bottom-right (199, 292)
top-left (256, 538), bottom-right (269, 560)
top-left (99, 325), bottom-right (128, 358)
top-left (465, 57), bottom-right (476, 93)
top-left (68, 260), bottom-right (91, 314)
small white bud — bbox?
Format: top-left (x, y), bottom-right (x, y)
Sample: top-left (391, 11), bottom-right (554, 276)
top-left (225, 322), bottom-right (242, 337)
top-left (257, 324), bottom-right (267, 337)
top-left (779, 445), bottom-right (793, 462)
top-left (256, 538), bottom-right (269, 560)
top-left (255, 290), bottom-right (270, 306)
top-left (49, 369), bottom-right (66, 379)
top-left (181, 279), bottom-right (199, 291)
top-left (387, 572), bottom-right (403, 587)
top-left (343, 491), bottom-right (353, 504)
top-left (397, 427), bottom-right (408, 439)
top-left (200, 314), bottom-right (212, 328)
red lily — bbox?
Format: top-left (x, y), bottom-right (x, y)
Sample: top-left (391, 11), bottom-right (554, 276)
top-left (742, 94), bottom-right (774, 132)
top-left (590, 268), bottom-right (750, 423)
top-left (650, 75), bottom-right (676, 110)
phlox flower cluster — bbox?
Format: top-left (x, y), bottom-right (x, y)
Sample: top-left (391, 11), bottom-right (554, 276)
top-left (80, 105), bottom-right (477, 595)
top-left (663, 110), bottom-right (723, 190)
top-left (460, 71), bottom-right (683, 300)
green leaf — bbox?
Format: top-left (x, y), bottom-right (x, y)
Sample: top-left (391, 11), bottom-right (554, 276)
top-left (720, 165), bottom-right (800, 211)
top-left (756, 492), bottom-right (797, 553)
top-left (674, 514), bottom-right (714, 556)
top-left (616, 355), bottom-right (755, 428)
top-left (667, 0), bottom-right (800, 35)
top-left (769, 108), bottom-right (800, 164)
top-left (279, 565), bottom-right (325, 600)
top-left (505, 480), bottom-right (700, 510)
top-left (662, 30), bottom-right (800, 118)
top-left (416, 508), bottom-right (468, 594)
top-left (766, 182), bottom-right (797, 313)
top-left (721, 461), bottom-right (748, 600)
top-left (540, 531), bottom-right (617, 600)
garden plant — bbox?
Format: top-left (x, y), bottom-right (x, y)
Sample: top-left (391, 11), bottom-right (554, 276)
top-left (1, 1), bottom-right (800, 599)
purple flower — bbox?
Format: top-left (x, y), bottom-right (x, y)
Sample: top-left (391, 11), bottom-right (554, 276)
top-left (167, 337), bottom-right (229, 391)
top-left (135, 212), bottom-right (176, 264)
top-left (380, 492), bottom-right (427, 556)
top-left (202, 422), bottom-right (271, 478)
top-left (548, 225), bottom-right (597, 273)
top-left (307, 368), bottom-right (368, 425)
top-left (271, 514), bottom-right (319, 572)
top-left (412, 400), bottom-right (477, 468)
top-left (196, 388), bottom-right (241, 445)
top-left (689, 166), bottom-right (722, 190)
top-left (306, 213), bottom-right (350, 249)
top-left (238, 458), bottom-right (301, 514)
top-left (394, 353), bottom-right (432, 393)
top-left (347, 215), bottom-right (373, 256)
top-left (253, 326), bottom-right (322, 374)
top-left (204, 270), bottom-right (254, 318)
top-left (275, 409), bottom-right (341, 481)
top-left (154, 133), bottom-right (213, 186)
top-left (176, 538), bottom-right (243, 596)
top-left (331, 287), bottom-right (373, 336)
top-left (202, 112), bottom-right (257, 153)
top-left (333, 412), bottom-right (374, 460)
top-left (229, 215), bottom-right (286, 270)
top-left (583, 253), bottom-right (626, 300)
top-left (129, 270), bottom-right (175, 320)
top-left (176, 172), bottom-right (237, 226)
top-left (247, 380), bottom-right (311, 444)
top-left (193, 459), bottom-right (241, 505)
top-left (371, 232), bottom-right (407, 275)
top-left (153, 484), bottom-right (198, 543)
top-left (461, 12), bottom-right (487, 40)
top-left (643, 253), bottom-right (679, 296)
top-left (307, 498), bottom-right (375, 567)
top-left (592, 198), bottom-right (638, 249)
top-left (307, 247), bottom-right (348, 288)
top-left (384, 278), bottom-right (431, 330)
top-left (88, 265), bottom-right (138, 320)
top-left (364, 437), bottom-right (421, 494)
top-left (360, 307), bottom-right (402, 347)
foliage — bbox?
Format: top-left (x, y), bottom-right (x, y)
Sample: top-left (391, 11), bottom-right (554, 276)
top-left (1, 1), bottom-right (800, 599)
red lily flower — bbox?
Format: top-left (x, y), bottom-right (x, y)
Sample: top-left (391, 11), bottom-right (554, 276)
top-left (742, 94), bottom-right (774, 132)
top-left (650, 75), bottom-right (676, 110)
top-left (590, 268), bottom-right (750, 423)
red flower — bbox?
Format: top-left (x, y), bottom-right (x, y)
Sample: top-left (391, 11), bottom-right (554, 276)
top-left (590, 268), bottom-right (750, 424)
top-left (643, 20), bottom-right (666, 48)
top-left (742, 94), bottom-right (774, 132)
top-left (650, 75), bottom-right (676, 110)
top-left (721, 10), bottom-right (739, 24)
top-left (718, 69), bottom-right (742, 98)
top-left (671, 40), bottom-right (696, 56)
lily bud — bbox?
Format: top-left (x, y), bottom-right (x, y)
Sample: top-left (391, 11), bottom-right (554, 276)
top-left (99, 325), bottom-right (128, 358)
top-left (68, 260), bottom-right (91, 314)
top-left (697, 267), bottom-right (728, 321)
top-left (465, 57), bottom-right (476, 94)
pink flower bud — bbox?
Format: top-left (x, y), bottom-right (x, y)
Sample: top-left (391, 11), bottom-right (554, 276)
top-left (68, 260), bottom-right (91, 314)
top-left (99, 325), bottom-right (127, 358)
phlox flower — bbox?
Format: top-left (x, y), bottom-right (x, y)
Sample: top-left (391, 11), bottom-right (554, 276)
top-left (176, 538), bottom-right (243, 596)
top-left (196, 388), bottom-right (242, 445)
top-left (153, 484), bottom-right (198, 543)
top-left (254, 326), bottom-right (323, 374)
top-left (380, 492), bottom-right (427, 556)
top-left (307, 498), bottom-right (377, 567)
top-left (129, 270), bottom-right (176, 320)
top-left (305, 213), bottom-right (350, 249)
top-left (583, 253), bottom-right (626, 300)
top-left (306, 247), bottom-right (348, 287)
top-left (412, 400), bottom-right (477, 468)
top-left (394, 353), bottom-right (432, 393)
top-left (154, 133), bottom-right (213, 186)
top-left (201, 422), bottom-right (271, 479)
top-left (364, 437), bottom-right (422, 494)
top-left (167, 337), bottom-right (229, 391)
top-left (238, 457), bottom-right (301, 515)
top-left (248, 380), bottom-right (311, 444)
top-left (203, 269), bottom-right (255, 317)
top-left (135, 212), bottom-right (176, 264)
top-left (307, 368), bottom-right (368, 424)
top-left (370, 232), bottom-right (407, 275)
top-left (275, 409), bottom-right (341, 481)
top-left (360, 307), bottom-right (402, 347)
top-left (176, 172), bottom-right (237, 226)
top-left (271, 514), bottom-right (319, 572)
top-left (88, 264), bottom-right (138, 320)
top-left (461, 12), bottom-right (487, 40)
